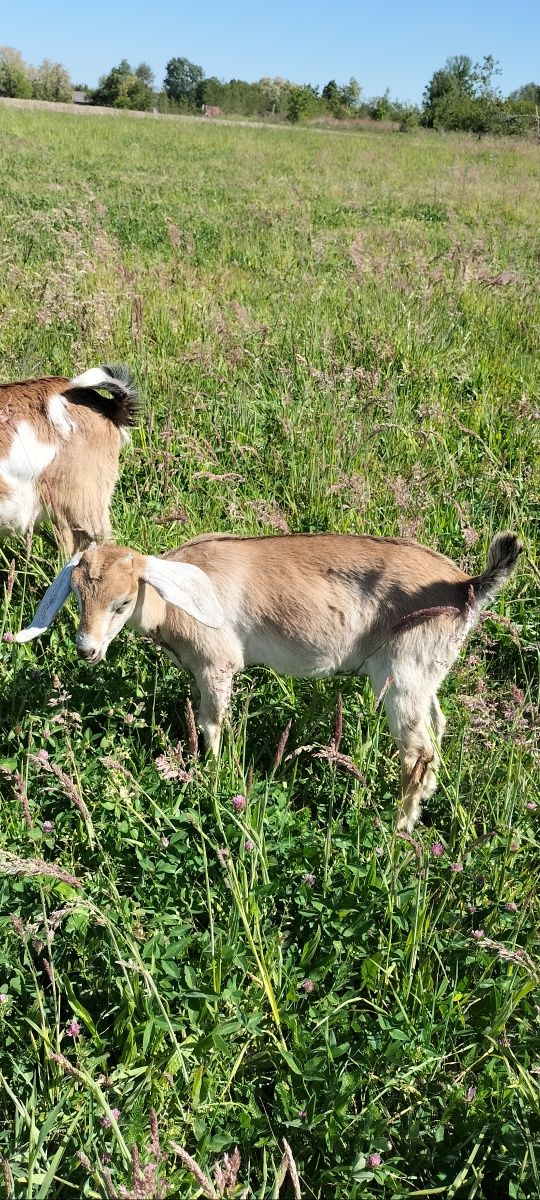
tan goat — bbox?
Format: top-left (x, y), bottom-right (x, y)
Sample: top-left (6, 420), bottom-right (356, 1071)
top-left (15, 530), bottom-right (522, 831)
top-left (0, 365), bottom-right (137, 553)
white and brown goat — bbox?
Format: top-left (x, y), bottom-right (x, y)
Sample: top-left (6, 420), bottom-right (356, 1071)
top-left (15, 530), bottom-right (522, 831)
top-left (0, 365), bottom-right (137, 554)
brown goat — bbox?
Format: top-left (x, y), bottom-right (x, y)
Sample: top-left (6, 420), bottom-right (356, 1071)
top-left (0, 365), bottom-right (137, 554)
top-left (16, 530), bottom-right (522, 831)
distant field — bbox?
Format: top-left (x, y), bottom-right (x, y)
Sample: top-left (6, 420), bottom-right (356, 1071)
top-left (0, 107), bottom-right (539, 1199)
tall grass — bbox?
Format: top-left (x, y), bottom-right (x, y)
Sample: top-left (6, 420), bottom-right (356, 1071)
top-left (0, 109), bottom-right (538, 1198)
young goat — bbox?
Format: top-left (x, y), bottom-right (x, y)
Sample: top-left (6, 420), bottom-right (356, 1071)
top-left (15, 530), bottom-right (522, 831)
top-left (0, 365), bottom-right (137, 554)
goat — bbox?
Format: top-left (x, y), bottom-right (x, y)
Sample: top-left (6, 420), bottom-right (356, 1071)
top-left (0, 365), bottom-right (137, 554)
top-left (15, 530), bottom-right (522, 831)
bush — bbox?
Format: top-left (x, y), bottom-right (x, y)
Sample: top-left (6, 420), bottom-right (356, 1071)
top-left (286, 85), bottom-right (320, 123)
top-left (398, 106), bottom-right (420, 132)
top-left (432, 91), bottom-right (533, 138)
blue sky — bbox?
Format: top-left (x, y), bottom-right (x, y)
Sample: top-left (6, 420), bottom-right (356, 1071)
top-left (3, 0), bottom-right (539, 102)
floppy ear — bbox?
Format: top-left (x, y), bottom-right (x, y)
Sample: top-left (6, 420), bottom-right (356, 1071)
top-left (14, 551), bottom-right (84, 643)
top-left (143, 557), bottom-right (224, 628)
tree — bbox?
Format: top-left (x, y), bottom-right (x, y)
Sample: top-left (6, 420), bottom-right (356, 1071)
top-left (134, 63), bottom-right (155, 90)
top-left (422, 54), bottom-right (475, 125)
top-left (473, 54), bottom-right (501, 99)
top-left (31, 59), bottom-right (72, 103)
top-left (0, 46), bottom-right (32, 98)
top-left (509, 82), bottom-right (540, 104)
top-left (258, 77), bottom-right (289, 114)
top-left (368, 88), bottom-right (392, 120)
top-left (322, 79), bottom-right (341, 116)
top-left (163, 57), bottom-right (204, 106)
top-left (340, 77), bottom-right (361, 109)
top-left (423, 54), bottom-right (506, 134)
top-left (91, 60), bottom-right (154, 110)
top-left (286, 85), bottom-right (319, 123)
top-left (322, 80), bottom-right (339, 103)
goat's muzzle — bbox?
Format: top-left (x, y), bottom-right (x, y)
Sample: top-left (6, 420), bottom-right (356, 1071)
top-left (77, 645), bottom-right (99, 662)
top-left (76, 631), bottom-right (101, 662)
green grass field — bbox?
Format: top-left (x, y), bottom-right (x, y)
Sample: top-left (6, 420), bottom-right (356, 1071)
top-left (0, 107), bottom-right (539, 1199)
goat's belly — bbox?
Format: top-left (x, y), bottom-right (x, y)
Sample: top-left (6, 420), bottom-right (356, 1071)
top-left (244, 636), bottom-right (356, 680)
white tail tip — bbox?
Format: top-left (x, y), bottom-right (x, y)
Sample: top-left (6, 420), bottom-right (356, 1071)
top-left (70, 367), bottom-right (111, 389)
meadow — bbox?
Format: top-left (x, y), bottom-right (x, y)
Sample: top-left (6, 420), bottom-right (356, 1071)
top-left (0, 106), bottom-right (539, 1198)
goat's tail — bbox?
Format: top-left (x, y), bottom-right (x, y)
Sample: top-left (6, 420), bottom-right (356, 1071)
top-left (471, 532), bottom-right (523, 609)
top-left (69, 365), bottom-right (138, 427)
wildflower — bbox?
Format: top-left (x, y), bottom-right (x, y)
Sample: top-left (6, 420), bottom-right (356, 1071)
top-left (505, 901), bottom-right (518, 912)
top-left (300, 979), bottom-right (315, 994)
top-left (101, 1108), bottom-right (121, 1128)
top-left (472, 929), bottom-right (485, 939)
top-left (465, 1086), bottom-right (476, 1102)
top-left (0, 993), bottom-right (8, 1004)
top-left (450, 862), bottom-right (463, 873)
top-left (4, 630), bottom-right (17, 644)
top-left (154, 752), bottom-right (192, 782)
top-left (297, 1109), bottom-right (307, 1120)
top-left (35, 749), bottom-right (49, 765)
top-left (160, 836), bottom-right (169, 849)
top-left (511, 684), bottom-right (524, 705)
top-left (366, 1152), bottom-right (382, 1167)
top-left (462, 527), bottom-right (479, 546)
top-left (302, 873), bottom-right (316, 886)
top-left (244, 839), bottom-right (255, 852)
top-left (467, 904), bottom-right (477, 913)
top-left (231, 794), bottom-right (246, 812)
top-left (510, 841), bottom-right (520, 852)
top-left (526, 801), bottom-right (537, 811)
top-left (66, 1019), bottom-right (81, 1037)
top-left (431, 842), bottom-right (445, 858)
top-left (42, 820), bottom-right (54, 833)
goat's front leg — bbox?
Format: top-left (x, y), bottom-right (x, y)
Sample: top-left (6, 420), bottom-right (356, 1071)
top-left (194, 664), bottom-right (234, 756)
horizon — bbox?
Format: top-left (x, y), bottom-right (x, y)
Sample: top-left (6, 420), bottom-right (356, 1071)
top-left (2, 0), bottom-right (539, 104)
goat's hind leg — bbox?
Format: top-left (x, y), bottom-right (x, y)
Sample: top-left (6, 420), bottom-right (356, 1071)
top-left (381, 686), bottom-right (441, 833)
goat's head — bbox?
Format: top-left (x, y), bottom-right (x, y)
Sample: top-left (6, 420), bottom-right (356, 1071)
top-left (71, 545), bottom-right (143, 662)
top-left (15, 544), bottom-right (224, 658)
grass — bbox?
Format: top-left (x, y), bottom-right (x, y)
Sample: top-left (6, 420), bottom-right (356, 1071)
top-left (0, 108), bottom-right (539, 1198)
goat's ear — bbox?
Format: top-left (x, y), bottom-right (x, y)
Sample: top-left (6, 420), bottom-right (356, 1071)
top-left (14, 552), bottom-right (83, 643)
top-left (143, 557), bottom-right (224, 628)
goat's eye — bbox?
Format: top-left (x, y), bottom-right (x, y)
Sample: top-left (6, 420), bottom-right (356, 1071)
top-left (113, 600), bottom-right (130, 614)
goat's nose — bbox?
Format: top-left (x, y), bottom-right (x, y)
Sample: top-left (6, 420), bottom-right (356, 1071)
top-left (77, 644), bottom-right (97, 662)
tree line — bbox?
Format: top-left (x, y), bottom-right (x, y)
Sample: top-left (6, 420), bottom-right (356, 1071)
top-left (1, 45), bottom-right (539, 136)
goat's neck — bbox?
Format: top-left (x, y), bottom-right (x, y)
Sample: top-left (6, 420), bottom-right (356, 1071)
top-left (129, 579), bottom-right (168, 638)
